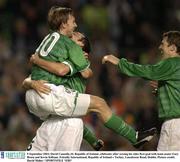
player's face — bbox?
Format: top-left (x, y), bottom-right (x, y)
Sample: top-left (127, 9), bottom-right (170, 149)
top-left (159, 37), bottom-right (171, 58)
top-left (71, 32), bottom-right (84, 47)
top-left (64, 15), bottom-right (77, 37)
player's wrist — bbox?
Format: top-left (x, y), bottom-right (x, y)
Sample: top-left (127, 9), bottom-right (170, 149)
top-left (113, 58), bottom-right (120, 65)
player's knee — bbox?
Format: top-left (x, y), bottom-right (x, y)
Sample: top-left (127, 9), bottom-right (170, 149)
top-left (90, 95), bottom-right (107, 111)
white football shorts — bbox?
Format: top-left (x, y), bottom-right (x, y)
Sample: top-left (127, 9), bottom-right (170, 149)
top-left (27, 117), bottom-right (83, 151)
top-left (157, 118), bottom-right (180, 151)
top-left (25, 84), bottom-right (90, 120)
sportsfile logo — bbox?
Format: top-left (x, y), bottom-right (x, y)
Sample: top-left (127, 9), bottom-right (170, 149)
top-left (0, 152), bottom-right (4, 159)
top-left (5, 151), bottom-right (25, 159)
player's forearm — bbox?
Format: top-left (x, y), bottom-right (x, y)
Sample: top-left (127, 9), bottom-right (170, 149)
top-left (102, 55), bottom-right (120, 65)
top-left (80, 68), bottom-right (93, 79)
top-left (35, 58), bottom-right (70, 76)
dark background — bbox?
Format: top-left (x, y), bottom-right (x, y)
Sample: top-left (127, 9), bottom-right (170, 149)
top-left (0, 0), bottom-right (179, 150)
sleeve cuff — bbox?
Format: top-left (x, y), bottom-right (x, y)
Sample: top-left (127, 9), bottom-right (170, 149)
top-left (62, 61), bottom-right (74, 76)
top-left (79, 62), bottom-right (90, 72)
top-left (117, 58), bottom-right (126, 72)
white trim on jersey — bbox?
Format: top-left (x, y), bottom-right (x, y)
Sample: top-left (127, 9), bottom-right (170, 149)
top-left (79, 63), bottom-right (90, 72)
top-left (62, 61), bottom-right (74, 76)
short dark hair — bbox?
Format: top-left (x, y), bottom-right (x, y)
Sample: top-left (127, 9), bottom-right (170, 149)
top-left (82, 36), bottom-right (91, 53)
top-left (48, 6), bottom-right (73, 31)
top-left (163, 31), bottom-right (180, 54)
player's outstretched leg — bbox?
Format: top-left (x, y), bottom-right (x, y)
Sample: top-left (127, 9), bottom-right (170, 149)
top-left (88, 95), bottom-right (157, 148)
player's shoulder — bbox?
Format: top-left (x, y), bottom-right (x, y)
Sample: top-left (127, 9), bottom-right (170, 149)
top-left (49, 31), bottom-right (62, 38)
top-left (165, 57), bottom-right (180, 63)
top-left (49, 31), bottom-right (72, 45)
top-left (62, 35), bottom-right (78, 47)
top-left (161, 57), bottom-right (180, 69)
top-left (170, 57), bottom-right (180, 67)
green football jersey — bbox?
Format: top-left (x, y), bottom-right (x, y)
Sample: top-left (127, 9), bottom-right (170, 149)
top-left (117, 57), bottom-right (180, 120)
top-left (31, 32), bottom-right (90, 87)
top-left (64, 73), bottom-right (87, 93)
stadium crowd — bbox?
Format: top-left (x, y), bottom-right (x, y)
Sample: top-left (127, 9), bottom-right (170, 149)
top-left (0, 0), bottom-right (179, 150)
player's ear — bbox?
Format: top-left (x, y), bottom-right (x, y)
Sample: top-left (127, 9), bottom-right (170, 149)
top-left (170, 44), bottom-right (177, 53)
top-left (60, 22), bottom-right (66, 30)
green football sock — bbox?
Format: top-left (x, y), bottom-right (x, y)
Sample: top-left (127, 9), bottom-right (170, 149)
top-left (83, 125), bottom-right (98, 147)
top-left (104, 114), bottom-right (137, 144)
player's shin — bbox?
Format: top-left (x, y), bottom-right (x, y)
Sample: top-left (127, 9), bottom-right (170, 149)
top-left (104, 114), bottom-right (137, 144)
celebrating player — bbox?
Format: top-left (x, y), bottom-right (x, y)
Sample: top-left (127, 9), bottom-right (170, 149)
top-left (25, 6), bottom-right (156, 150)
top-left (102, 31), bottom-right (180, 151)
top-left (23, 32), bottom-right (104, 151)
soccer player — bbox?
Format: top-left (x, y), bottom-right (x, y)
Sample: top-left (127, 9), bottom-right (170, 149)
top-left (25, 6), bottom-right (156, 150)
top-left (102, 31), bottom-right (180, 151)
top-left (23, 32), bottom-right (104, 151)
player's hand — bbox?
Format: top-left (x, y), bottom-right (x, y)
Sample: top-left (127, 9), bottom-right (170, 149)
top-left (149, 80), bottom-right (158, 94)
top-left (31, 80), bottom-right (51, 98)
top-left (84, 52), bottom-right (89, 59)
top-left (80, 68), bottom-right (93, 78)
top-left (102, 55), bottom-right (119, 65)
top-left (30, 53), bottom-right (39, 64)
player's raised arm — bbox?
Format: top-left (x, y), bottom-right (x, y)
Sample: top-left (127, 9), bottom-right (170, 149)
top-left (30, 53), bottom-right (92, 78)
top-left (30, 53), bottom-right (71, 76)
top-left (103, 54), bottom-right (176, 81)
